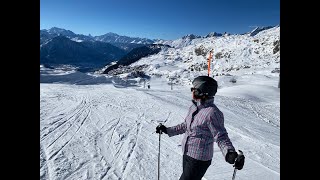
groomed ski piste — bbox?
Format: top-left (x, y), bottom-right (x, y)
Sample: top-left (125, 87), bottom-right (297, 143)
top-left (40, 71), bottom-right (279, 180)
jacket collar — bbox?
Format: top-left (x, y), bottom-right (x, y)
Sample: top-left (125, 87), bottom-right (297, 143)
top-left (192, 97), bottom-right (215, 108)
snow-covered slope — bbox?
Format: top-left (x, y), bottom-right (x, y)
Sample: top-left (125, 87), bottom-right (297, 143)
top-left (129, 26), bottom-right (279, 85)
top-left (40, 72), bottom-right (279, 180)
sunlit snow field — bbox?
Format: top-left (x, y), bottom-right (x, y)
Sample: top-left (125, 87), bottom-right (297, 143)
top-left (40, 71), bottom-right (279, 180)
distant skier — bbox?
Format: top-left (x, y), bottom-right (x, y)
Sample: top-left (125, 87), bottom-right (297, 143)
top-left (147, 82), bottom-right (150, 89)
top-left (156, 76), bottom-right (244, 180)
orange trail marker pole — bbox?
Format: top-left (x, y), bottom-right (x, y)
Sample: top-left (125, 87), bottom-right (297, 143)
top-left (207, 50), bottom-right (213, 76)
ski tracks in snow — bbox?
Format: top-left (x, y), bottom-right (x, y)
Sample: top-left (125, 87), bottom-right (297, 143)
top-left (214, 95), bottom-right (280, 176)
top-left (40, 84), bottom-right (279, 179)
top-left (40, 84), bottom-right (171, 179)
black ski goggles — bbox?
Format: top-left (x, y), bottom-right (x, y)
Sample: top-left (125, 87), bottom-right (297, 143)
top-left (191, 87), bottom-right (197, 92)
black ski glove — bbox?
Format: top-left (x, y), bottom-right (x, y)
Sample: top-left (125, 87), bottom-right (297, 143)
top-left (156, 124), bottom-right (167, 134)
top-left (234, 153), bottom-right (245, 170)
top-left (225, 149), bottom-right (238, 164)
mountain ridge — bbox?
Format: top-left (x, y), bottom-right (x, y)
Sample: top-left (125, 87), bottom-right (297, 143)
top-left (40, 25), bottom-right (279, 75)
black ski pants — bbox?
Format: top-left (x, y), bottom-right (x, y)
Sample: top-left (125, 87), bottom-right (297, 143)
top-left (179, 155), bottom-right (212, 180)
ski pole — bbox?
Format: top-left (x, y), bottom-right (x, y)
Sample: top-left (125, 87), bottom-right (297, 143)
top-left (232, 150), bottom-right (244, 180)
top-left (158, 123), bottom-right (162, 180)
top-left (232, 167), bottom-right (237, 180)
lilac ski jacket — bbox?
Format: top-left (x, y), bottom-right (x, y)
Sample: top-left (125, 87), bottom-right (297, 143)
top-left (167, 98), bottom-right (235, 161)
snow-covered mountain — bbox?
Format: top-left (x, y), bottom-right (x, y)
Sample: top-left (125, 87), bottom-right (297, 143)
top-left (102, 44), bottom-right (170, 74)
top-left (40, 35), bottom-right (127, 71)
top-left (40, 27), bottom-right (95, 44)
top-left (110, 25), bottom-right (280, 86)
top-left (47, 27), bottom-right (76, 37)
top-left (154, 33), bottom-right (203, 49)
top-left (94, 32), bottom-right (155, 44)
top-left (40, 25), bottom-right (279, 84)
top-left (40, 27), bottom-right (158, 70)
top-left (205, 32), bottom-right (223, 38)
top-left (249, 26), bottom-right (275, 36)
top-left (40, 27), bottom-right (155, 49)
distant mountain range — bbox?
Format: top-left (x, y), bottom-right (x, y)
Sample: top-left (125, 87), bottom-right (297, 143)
top-left (40, 27), bottom-right (158, 71)
top-left (40, 26), bottom-right (279, 73)
top-left (40, 35), bottom-right (127, 70)
top-left (40, 27), bottom-right (155, 51)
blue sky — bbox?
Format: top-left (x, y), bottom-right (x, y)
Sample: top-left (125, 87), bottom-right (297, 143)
top-left (40, 0), bottom-right (279, 40)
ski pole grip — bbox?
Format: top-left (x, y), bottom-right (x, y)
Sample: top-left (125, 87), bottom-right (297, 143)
top-left (237, 150), bottom-right (244, 160)
top-left (234, 150), bottom-right (245, 170)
